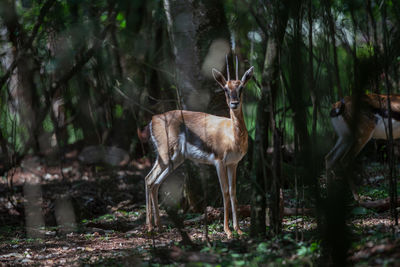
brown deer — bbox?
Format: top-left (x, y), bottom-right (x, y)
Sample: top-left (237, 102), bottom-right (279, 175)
top-left (145, 56), bottom-right (253, 238)
top-left (326, 93), bottom-right (400, 200)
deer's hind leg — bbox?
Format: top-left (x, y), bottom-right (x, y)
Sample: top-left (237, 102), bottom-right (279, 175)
top-left (145, 159), bottom-right (165, 231)
top-left (325, 135), bottom-right (353, 171)
top-left (326, 117), bottom-right (375, 201)
top-left (150, 153), bottom-right (184, 228)
top-left (345, 123), bottom-right (375, 201)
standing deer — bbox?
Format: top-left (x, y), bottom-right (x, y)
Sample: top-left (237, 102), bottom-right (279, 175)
top-left (326, 93), bottom-right (400, 200)
top-left (145, 56), bottom-right (253, 238)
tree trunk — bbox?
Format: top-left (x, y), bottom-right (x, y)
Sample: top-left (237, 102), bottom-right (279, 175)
top-left (324, 0), bottom-right (343, 98)
top-left (250, 0), bottom-right (289, 237)
top-left (163, 0), bottom-right (231, 212)
top-left (0, 0), bottom-right (41, 153)
top-left (163, 0), bottom-right (230, 115)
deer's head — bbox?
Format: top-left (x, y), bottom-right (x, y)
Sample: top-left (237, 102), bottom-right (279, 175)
top-left (212, 55), bottom-right (254, 110)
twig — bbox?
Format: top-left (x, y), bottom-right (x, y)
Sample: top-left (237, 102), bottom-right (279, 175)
top-left (241, 0), bottom-right (270, 36)
top-left (114, 86), bottom-right (155, 115)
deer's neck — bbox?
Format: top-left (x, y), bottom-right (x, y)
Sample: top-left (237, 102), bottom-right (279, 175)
top-left (230, 107), bottom-right (248, 149)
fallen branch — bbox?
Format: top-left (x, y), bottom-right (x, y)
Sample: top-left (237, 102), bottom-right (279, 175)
top-left (349, 240), bottom-right (400, 263)
top-left (359, 197), bottom-right (400, 212)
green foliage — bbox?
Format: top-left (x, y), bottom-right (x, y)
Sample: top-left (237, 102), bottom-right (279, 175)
top-left (67, 125), bottom-right (84, 144)
top-left (243, 102), bottom-right (257, 139)
top-left (93, 213), bottom-right (116, 222)
top-left (116, 12), bottom-right (126, 29)
top-left (43, 114), bottom-right (54, 133)
top-left (114, 104), bottom-right (124, 118)
top-left (1, 0), bottom-right (400, 265)
top-left (296, 241), bottom-right (320, 257)
top-left (0, 108), bottom-right (26, 153)
top-left (362, 187), bottom-right (388, 200)
top-left (223, 234), bottom-right (320, 266)
top-left (207, 221), bottom-right (224, 235)
top-left (0, 0), bottom-right (398, 161)
top-left (351, 206), bottom-right (374, 216)
top-left (358, 182), bottom-right (400, 201)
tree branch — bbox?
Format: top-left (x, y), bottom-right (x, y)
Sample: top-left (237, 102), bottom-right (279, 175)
top-left (27, 0), bottom-right (56, 45)
top-left (0, 0), bottom-right (56, 90)
top-left (49, 22), bottom-right (113, 98)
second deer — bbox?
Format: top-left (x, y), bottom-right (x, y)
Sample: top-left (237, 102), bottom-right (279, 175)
top-left (145, 56), bottom-right (253, 238)
top-left (326, 93), bottom-right (400, 200)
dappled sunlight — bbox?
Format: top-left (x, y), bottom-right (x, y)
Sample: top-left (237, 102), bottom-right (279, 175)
top-left (201, 39), bottom-right (230, 78)
top-left (1, 0), bottom-right (400, 265)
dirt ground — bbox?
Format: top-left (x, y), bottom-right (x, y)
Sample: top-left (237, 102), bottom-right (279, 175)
top-left (0, 158), bottom-right (237, 265)
top-left (1, 157), bottom-right (400, 266)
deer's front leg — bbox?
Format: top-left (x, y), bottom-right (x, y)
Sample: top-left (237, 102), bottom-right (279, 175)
top-left (215, 160), bottom-right (232, 238)
top-left (227, 164), bottom-right (242, 235)
top-left (145, 183), bottom-right (153, 231)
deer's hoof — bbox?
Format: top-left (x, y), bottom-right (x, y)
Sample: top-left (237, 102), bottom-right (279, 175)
top-left (236, 229), bottom-right (244, 235)
top-left (225, 229), bottom-right (233, 239)
top-left (146, 224), bottom-right (154, 232)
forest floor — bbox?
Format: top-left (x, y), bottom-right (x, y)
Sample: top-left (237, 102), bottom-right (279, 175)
top-left (0, 157), bottom-right (400, 266)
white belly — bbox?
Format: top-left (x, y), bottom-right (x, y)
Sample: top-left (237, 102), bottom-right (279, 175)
top-left (184, 142), bottom-right (216, 164)
top-left (178, 132), bottom-right (245, 165)
top-left (178, 133), bottom-right (215, 165)
top-left (373, 115), bottom-right (400, 139)
top-left (331, 115), bottom-right (351, 137)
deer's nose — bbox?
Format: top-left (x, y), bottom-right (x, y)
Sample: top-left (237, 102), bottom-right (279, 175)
top-left (230, 101), bottom-right (239, 109)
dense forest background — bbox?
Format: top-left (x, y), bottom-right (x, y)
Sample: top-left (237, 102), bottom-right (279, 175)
top-left (0, 0), bottom-right (400, 265)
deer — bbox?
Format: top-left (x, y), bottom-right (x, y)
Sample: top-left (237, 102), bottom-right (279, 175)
top-left (144, 56), bottom-right (254, 238)
top-left (325, 93), bottom-right (400, 200)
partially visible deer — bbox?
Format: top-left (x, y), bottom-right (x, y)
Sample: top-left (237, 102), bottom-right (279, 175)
top-left (145, 56), bottom-right (253, 238)
top-left (326, 94), bottom-right (400, 200)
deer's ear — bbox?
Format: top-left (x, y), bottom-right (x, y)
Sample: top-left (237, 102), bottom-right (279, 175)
top-left (241, 66), bottom-right (254, 86)
top-left (212, 68), bottom-right (227, 88)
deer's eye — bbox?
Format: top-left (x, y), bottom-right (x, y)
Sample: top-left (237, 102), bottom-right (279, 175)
top-left (238, 86), bottom-right (243, 97)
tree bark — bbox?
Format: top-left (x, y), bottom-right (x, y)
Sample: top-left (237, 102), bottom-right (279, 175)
top-left (163, 0), bottom-right (231, 212)
top-left (0, 0), bottom-right (41, 153)
top-left (163, 0), bottom-right (230, 115)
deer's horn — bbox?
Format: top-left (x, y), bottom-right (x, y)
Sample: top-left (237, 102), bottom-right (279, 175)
top-left (236, 55), bottom-right (239, 80)
top-left (226, 54), bottom-right (230, 81)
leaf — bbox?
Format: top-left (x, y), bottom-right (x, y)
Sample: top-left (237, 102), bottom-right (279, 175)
top-left (233, 260), bottom-right (246, 266)
top-left (296, 246), bottom-right (309, 256)
top-left (256, 242), bottom-right (269, 253)
top-left (100, 13), bottom-right (107, 22)
top-left (120, 20), bottom-right (126, 29)
top-left (114, 104), bottom-right (123, 118)
top-left (116, 12), bottom-right (124, 21)
top-left (351, 206), bottom-right (370, 215)
top-left (310, 241), bottom-right (320, 252)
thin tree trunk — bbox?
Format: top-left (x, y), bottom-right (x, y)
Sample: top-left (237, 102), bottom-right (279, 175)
top-left (381, 0), bottom-right (398, 226)
top-left (308, 0), bottom-right (317, 140)
top-left (325, 0), bottom-right (343, 98)
top-left (0, 0), bottom-right (41, 153)
top-left (250, 0), bottom-right (289, 237)
top-left (366, 0), bottom-right (380, 93)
